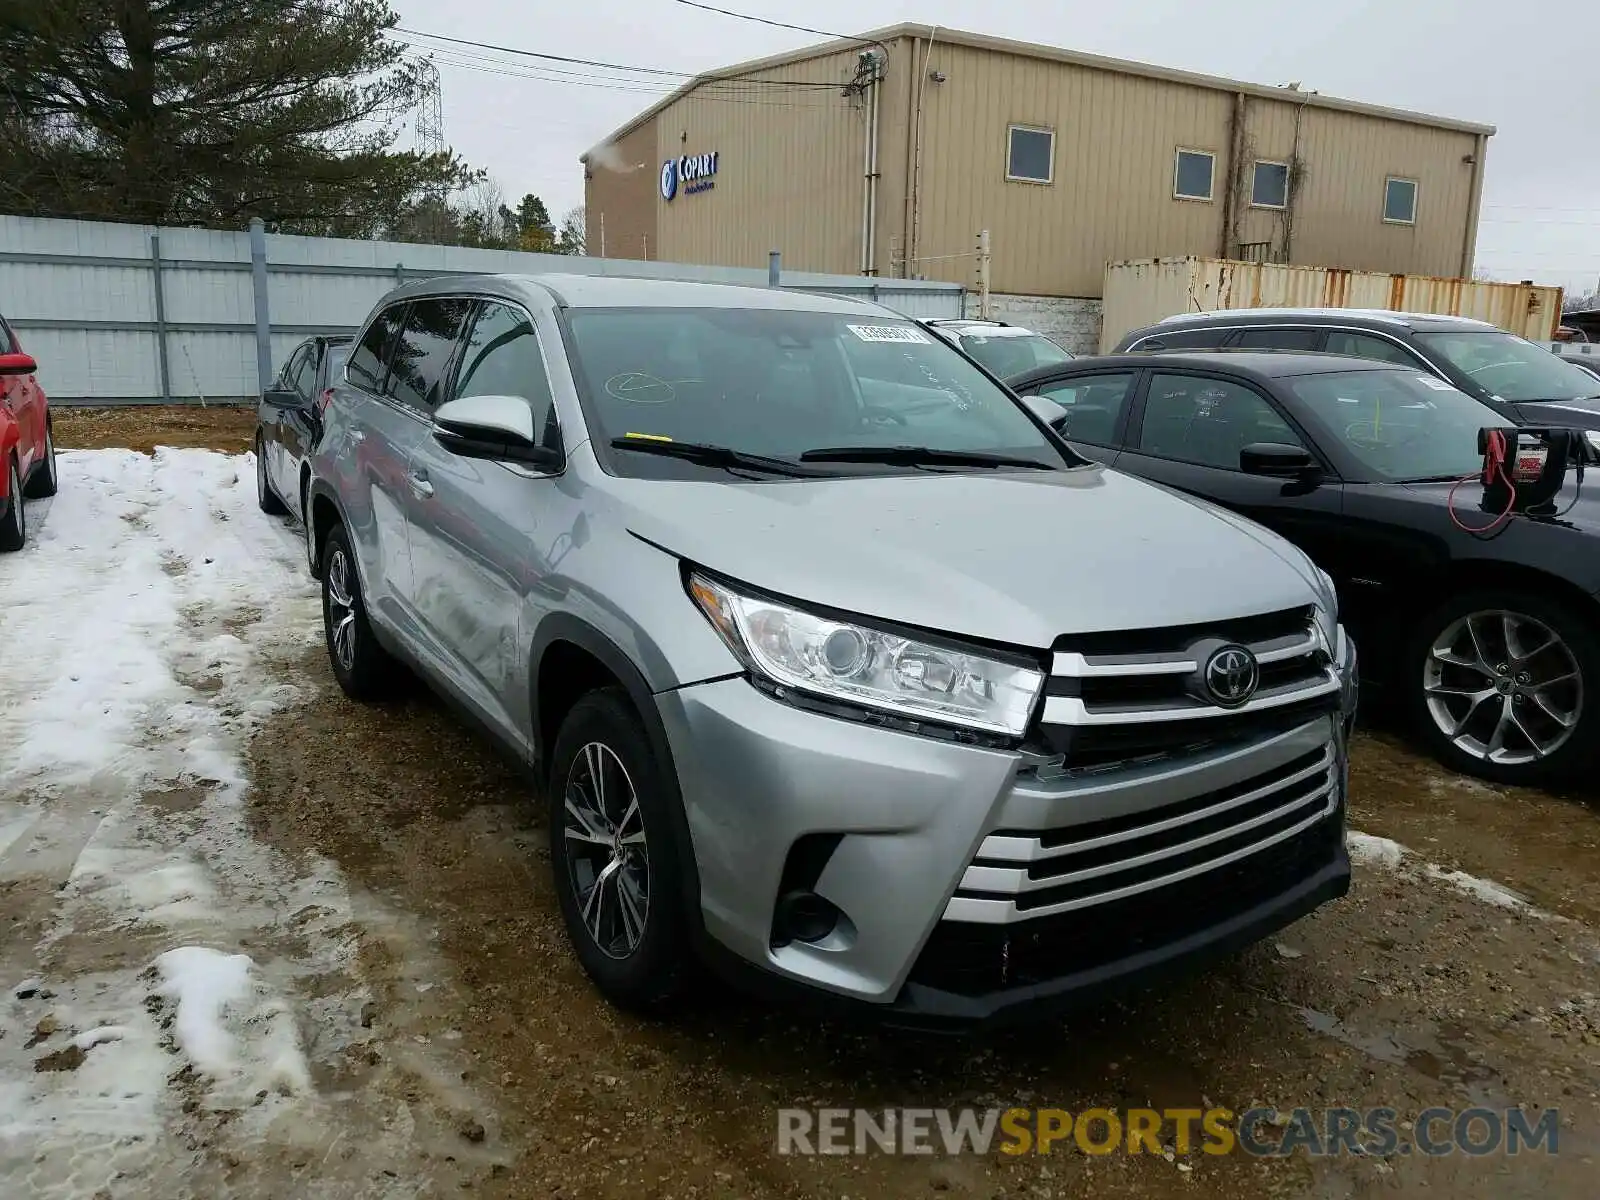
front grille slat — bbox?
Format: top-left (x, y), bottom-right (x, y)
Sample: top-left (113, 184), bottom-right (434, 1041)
top-left (982, 746), bottom-right (1332, 866)
top-left (1035, 606), bottom-right (1337, 768)
top-left (908, 821), bottom-right (1343, 996)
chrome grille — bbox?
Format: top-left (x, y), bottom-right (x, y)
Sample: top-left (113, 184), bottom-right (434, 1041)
top-left (945, 741), bottom-right (1339, 924)
top-left (1034, 606), bottom-right (1339, 765)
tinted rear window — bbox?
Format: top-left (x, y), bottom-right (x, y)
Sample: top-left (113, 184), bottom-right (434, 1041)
top-left (1128, 327), bottom-right (1229, 351)
top-left (347, 304), bottom-right (407, 393)
top-left (386, 298), bottom-right (474, 412)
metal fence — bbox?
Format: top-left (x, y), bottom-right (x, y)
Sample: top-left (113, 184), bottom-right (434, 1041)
top-left (0, 215), bottom-right (966, 406)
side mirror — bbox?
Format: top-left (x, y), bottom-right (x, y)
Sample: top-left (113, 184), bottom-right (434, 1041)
top-left (263, 387), bottom-right (306, 409)
top-left (433, 394), bottom-right (561, 470)
top-left (0, 352), bottom-right (38, 377)
top-left (1020, 393), bottom-right (1070, 428)
top-left (1240, 442), bottom-right (1317, 478)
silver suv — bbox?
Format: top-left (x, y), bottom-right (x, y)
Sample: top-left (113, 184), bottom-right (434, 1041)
top-left (306, 275), bottom-right (1357, 1024)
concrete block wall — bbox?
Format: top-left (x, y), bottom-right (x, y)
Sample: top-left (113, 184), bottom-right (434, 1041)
top-left (965, 293), bottom-right (1104, 355)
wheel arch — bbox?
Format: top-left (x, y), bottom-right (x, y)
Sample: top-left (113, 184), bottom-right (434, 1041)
top-left (306, 478), bottom-right (348, 583)
top-left (528, 613), bottom-right (703, 936)
top-left (1405, 559), bottom-right (1600, 630)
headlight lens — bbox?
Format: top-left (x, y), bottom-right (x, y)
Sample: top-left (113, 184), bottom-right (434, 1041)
top-left (688, 573), bottom-right (1046, 736)
top-left (1314, 566), bottom-right (1338, 618)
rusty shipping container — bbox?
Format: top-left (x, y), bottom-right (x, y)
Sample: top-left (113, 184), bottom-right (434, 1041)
top-left (1100, 256), bottom-right (1562, 351)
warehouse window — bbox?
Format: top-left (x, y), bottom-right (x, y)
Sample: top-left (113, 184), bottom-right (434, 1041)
top-left (1174, 149), bottom-right (1215, 201)
top-left (1384, 177), bottom-right (1419, 224)
top-left (1251, 160), bottom-right (1290, 209)
top-left (1006, 125), bottom-right (1055, 184)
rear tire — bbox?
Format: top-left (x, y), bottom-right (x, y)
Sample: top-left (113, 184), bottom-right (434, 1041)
top-left (320, 525), bottom-right (396, 700)
top-left (22, 423), bottom-right (57, 499)
top-left (256, 435), bottom-right (287, 515)
top-left (0, 456), bottom-right (24, 552)
top-left (547, 688), bottom-right (688, 1013)
top-left (1406, 588), bottom-right (1600, 787)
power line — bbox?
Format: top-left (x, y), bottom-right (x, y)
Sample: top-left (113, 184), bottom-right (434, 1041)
top-left (407, 46), bottom-right (837, 108)
top-left (394, 26), bottom-right (848, 88)
top-left (668, 0), bottom-right (869, 43)
top-left (394, 37), bottom-right (839, 100)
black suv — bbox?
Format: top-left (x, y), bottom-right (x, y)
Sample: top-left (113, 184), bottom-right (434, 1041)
top-left (1114, 309), bottom-right (1600, 437)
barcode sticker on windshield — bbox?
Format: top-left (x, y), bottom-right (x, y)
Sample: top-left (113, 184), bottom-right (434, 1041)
top-left (1415, 375), bottom-right (1455, 391)
top-left (847, 324), bottom-right (931, 344)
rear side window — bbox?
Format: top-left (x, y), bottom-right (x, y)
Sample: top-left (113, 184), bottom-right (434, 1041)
top-left (1325, 330), bottom-right (1420, 366)
top-left (347, 304), bottom-right (408, 394)
top-left (386, 297), bottom-right (474, 413)
top-left (289, 349), bottom-right (317, 400)
top-left (1235, 328), bottom-right (1322, 351)
top-left (453, 302), bottom-right (561, 450)
top-left (1129, 327), bottom-right (1229, 351)
top-left (0, 317), bottom-right (17, 354)
top-left (278, 344), bottom-right (310, 390)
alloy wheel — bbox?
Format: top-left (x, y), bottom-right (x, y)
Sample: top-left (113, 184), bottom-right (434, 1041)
top-left (326, 547), bottom-right (358, 673)
top-left (1423, 609), bottom-right (1582, 765)
top-left (562, 741), bottom-right (650, 960)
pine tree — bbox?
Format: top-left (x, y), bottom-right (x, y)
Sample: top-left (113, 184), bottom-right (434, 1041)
top-left (0, 0), bottom-right (475, 234)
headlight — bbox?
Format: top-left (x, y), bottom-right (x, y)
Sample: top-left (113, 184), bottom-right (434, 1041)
top-left (1314, 566), bottom-right (1338, 619)
top-left (687, 572), bottom-right (1046, 737)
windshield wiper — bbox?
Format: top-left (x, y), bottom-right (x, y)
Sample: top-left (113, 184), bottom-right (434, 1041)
top-left (798, 445), bottom-right (1056, 470)
top-left (609, 437), bottom-right (816, 477)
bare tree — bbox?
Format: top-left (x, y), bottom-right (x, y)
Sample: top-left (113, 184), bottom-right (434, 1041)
top-left (556, 206), bottom-right (587, 256)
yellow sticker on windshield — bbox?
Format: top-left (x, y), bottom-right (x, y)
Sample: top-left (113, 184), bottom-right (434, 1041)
top-left (623, 432), bottom-right (674, 442)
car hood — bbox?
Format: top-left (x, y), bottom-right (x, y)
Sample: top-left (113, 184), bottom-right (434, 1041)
top-left (608, 465), bottom-right (1322, 649)
top-left (1510, 397), bottom-right (1600, 429)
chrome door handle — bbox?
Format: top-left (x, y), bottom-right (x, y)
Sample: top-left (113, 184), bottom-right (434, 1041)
top-left (408, 472), bottom-right (434, 499)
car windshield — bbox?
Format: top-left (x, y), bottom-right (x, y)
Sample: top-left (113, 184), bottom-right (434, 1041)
top-left (958, 331), bottom-right (1074, 377)
top-left (563, 308), bottom-right (1077, 478)
top-left (1286, 369), bottom-right (1510, 482)
top-left (326, 344), bottom-right (349, 383)
top-left (1414, 330), bottom-right (1600, 403)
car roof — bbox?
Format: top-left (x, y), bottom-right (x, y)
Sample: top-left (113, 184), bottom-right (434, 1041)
top-left (1149, 307), bottom-right (1498, 332)
top-left (1011, 350), bottom-right (1405, 389)
top-left (380, 272), bottom-right (898, 317)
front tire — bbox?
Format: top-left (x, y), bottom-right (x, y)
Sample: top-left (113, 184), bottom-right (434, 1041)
top-left (256, 435), bottom-right (287, 515)
top-left (22, 423), bottom-right (57, 499)
top-left (320, 525), bottom-right (396, 700)
top-left (0, 456), bottom-right (25, 552)
top-left (1407, 588), bottom-right (1600, 786)
top-left (547, 688), bottom-right (688, 1012)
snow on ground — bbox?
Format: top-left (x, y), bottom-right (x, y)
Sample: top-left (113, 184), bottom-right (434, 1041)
top-left (1347, 829), bottom-right (1543, 915)
top-left (0, 447), bottom-right (1572, 1196)
top-left (0, 449), bottom-right (463, 1198)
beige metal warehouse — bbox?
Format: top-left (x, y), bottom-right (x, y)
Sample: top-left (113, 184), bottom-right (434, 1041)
top-left (583, 24), bottom-right (1495, 302)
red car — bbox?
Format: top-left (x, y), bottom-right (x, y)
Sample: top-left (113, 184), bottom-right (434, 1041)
top-left (0, 315), bottom-right (57, 552)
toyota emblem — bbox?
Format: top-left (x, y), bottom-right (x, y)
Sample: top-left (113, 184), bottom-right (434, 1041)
top-left (1203, 644), bottom-right (1260, 706)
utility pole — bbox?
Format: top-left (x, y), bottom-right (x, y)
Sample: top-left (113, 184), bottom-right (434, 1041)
top-left (975, 229), bottom-right (992, 319)
top-left (599, 212), bottom-right (606, 258)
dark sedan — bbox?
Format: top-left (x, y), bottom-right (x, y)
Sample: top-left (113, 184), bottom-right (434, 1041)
top-left (1010, 351), bottom-right (1600, 787)
top-left (256, 334), bottom-right (351, 525)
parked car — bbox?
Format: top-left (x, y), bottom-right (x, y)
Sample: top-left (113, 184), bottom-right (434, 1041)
top-left (306, 275), bottom-right (1356, 1025)
top-left (1114, 309), bottom-right (1600, 442)
top-left (920, 318), bottom-right (1075, 377)
top-left (255, 334), bottom-right (352, 526)
top-left (0, 315), bottom-right (57, 553)
top-left (1009, 350), bottom-right (1600, 786)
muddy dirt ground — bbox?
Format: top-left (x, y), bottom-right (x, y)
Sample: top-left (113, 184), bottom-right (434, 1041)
top-left (54, 404), bottom-right (257, 455)
top-left (242, 648), bottom-right (1600, 1200)
top-left (7, 417), bottom-right (1600, 1198)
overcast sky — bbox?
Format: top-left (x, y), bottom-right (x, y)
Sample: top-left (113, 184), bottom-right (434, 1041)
top-left (391, 0), bottom-right (1600, 293)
